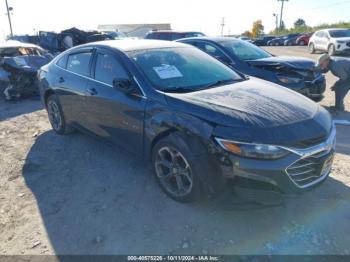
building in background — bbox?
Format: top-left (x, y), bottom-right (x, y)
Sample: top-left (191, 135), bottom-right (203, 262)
top-left (97, 23), bottom-right (171, 38)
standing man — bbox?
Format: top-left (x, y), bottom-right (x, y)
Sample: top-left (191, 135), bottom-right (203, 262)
top-left (317, 54), bottom-right (350, 112)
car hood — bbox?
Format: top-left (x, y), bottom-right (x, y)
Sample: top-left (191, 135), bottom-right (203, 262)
top-left (165, 77), bottom-right (332, 146)
top-left (247, 56), bottom-right (316, 70)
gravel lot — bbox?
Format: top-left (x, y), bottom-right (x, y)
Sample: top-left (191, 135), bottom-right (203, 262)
top-left (0, 46), bottom-right (350, 256)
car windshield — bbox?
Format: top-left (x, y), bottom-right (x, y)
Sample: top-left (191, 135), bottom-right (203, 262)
top-left (220, 40), bottom-right (272, 61)
top-left (329, 29), bottom-right (350, 38)
top-left (128, 47), bottom-right (242, 93)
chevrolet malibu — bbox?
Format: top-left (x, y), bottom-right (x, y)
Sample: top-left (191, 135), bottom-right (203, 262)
top-left (37, 40), bottom-right (335, 202)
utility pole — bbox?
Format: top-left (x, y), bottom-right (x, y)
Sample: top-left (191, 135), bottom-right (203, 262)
top-left (273, 13), bottom-right (279, 33)
top-left (220, 17), bottom-right (225, 36)
top-left (278, 0), bottom-right (288, 30)
top-left (5, 0), bottom-right (13, 37)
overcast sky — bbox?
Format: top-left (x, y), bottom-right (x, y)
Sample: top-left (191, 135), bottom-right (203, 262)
top-left (1, 0), bottom-right (350, 40)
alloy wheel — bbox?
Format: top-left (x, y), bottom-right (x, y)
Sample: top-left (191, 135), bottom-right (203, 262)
top-left (154, 147), bottom-right (193, 197)
top-left (47, 100), bottom-right (62, 131)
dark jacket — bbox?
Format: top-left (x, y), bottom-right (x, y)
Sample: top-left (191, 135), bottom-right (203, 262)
top-left (330, 57), bottom-right (350, 87)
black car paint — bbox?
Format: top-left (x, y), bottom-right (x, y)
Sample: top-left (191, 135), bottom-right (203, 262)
top-left (38, 40), bottom-right (333, 194)
top-left (177, 37), bottom-right (326, 101)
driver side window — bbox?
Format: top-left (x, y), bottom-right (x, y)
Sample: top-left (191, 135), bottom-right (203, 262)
top-left (193, 42), bottom-right (231, 64)
top-left (94, 53), bottom-right (129, 86)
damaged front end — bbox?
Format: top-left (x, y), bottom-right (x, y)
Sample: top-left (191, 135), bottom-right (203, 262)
top-left (248, 58), bottom-right (326, 102)
top-left (0, 55), bottom-right (52, 101)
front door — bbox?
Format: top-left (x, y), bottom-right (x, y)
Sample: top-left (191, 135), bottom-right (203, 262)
top-left (84, 49), bottom-right (146, 155)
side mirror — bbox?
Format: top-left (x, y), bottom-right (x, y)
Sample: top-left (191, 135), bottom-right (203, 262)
top-left (113, 78), bottom-right (134, 94)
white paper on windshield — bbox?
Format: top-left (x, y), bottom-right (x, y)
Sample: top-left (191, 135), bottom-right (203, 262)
top-left (153, 64), bottom-right (183, 79)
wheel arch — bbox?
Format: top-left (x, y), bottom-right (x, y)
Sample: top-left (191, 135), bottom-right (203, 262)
top-left (43, 89), bottom-right (55, 108)
top-left (145, 112), bottom-right (214, 159)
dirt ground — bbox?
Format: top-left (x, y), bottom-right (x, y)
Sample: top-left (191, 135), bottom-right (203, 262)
top-left (0, 46), bottom-right (350, 256)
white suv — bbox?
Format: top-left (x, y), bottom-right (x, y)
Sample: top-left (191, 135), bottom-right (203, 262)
top-left (309, 28), bottom-right (350, 55)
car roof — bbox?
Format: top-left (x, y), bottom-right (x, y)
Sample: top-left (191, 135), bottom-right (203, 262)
top-left (320, 28), bottom-right (349, 32)
top-left (0, 40), bottom-right (43, 49)
top-left (147, 30), bottom-right (203, 34)
top-left (177, 36), bottom-right (239, 43)
top-left (74, 39), bottom-right (188, 52)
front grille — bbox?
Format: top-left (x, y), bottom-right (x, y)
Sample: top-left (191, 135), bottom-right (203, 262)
top-left (286, 151), bottom-right (334, 187)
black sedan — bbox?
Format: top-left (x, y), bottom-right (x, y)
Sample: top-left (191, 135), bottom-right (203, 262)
top-left (177, 37), bottom-right (326, 101)
top-left (38, 40), bottom-right (335, 202)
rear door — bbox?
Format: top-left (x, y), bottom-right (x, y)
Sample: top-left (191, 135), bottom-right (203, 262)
top-left (54, 48), bottom-right (93, 128)
top-left (84, 48), bottom-right (146, 154)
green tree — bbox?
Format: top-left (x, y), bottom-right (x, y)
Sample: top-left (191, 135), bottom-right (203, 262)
top-left (294, 18), bottom-right (306, 28)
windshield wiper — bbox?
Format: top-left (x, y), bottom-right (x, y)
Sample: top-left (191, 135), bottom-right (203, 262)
top-left (163, 87), bottom-right (193, 93)
top-left (202, 79), bottom-right (241, 89)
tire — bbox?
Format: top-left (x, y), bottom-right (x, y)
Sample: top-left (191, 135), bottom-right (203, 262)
top-left (287, 42), bottom-right (292, 46)
top-left (151, 132), bottom-right (224, 202)
top-left (328, 44), bottom-right (336, 56)
top-left (46, 95), bottom-right (73, 135)
top-left (274, 42), bottom-right (279, 46)
top-left (299, 40), bottom-right (305, 46)
top-left (309, 43), bottom-right (315, 54)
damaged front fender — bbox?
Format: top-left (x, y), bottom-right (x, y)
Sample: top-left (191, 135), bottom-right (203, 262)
top-left (144, 101), bottom-right (215, 158)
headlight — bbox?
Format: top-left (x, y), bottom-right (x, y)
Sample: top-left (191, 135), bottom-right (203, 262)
top-left (276, 74), bottom-right (303, 84)
top-left (215, 138), bottom-right (290, 160)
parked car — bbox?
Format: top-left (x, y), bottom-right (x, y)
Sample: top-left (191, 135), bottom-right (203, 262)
top-left (38, 40), bottom-right (335, 202)
top-left (267, 36), bottom-right (286, 46)
top-left (178, 37), bottom-right (326, 101)
top-left (145, 30), bottom-right (205, 41)
top-left (284, 34), bottom-right (301, 46)
top-left (252, 36), bottom-right (276, 46)
top-left (238, 36), bottom-right (252, 41)
top-left (268, 34), bottom-right (300, 46)
top-left (309, 28), bottom-right (350, 55)
top-left (296, 33), bottom-right (312, 46)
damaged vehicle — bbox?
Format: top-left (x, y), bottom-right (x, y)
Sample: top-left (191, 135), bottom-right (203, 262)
top-left (178, 37), bottom-right (326, 101)
top-left (38, 40), bottom-right (335, 202)
top-left (0, 41), bottom-right (53, 100)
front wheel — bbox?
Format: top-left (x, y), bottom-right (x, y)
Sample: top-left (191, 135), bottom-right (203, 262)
top-left (152, 133), bottom-right (223, 202)
top-left (309, 43), bottom-right (315, 54)
top-left (328, 44), bottom-right (336, 56)
top-left (299, 40), bottom-right (305, 46)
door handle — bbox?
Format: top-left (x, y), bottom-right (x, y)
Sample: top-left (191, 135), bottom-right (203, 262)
top-left (87, 87), bottom-right (98, 96)
top-left (58, 77), bottom-right (65, 83)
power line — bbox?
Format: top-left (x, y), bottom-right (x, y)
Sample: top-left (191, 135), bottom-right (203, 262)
top-left (295, 0), bottom-right (350, 13)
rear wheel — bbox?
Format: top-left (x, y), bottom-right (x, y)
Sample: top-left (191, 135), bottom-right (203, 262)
top-left (46, 95), bottom-right (73, 135)
top-left (328, 44), bottom-right (336, 56)
top-left (299, 40), bottom-right (305, 46)
top-left (309, 43), bottom-right (315, 54)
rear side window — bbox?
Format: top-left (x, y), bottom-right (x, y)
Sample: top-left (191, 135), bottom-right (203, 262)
top-left (94, 53), bottom-right (129, 85)
top-left (67, 52), bottom-right (92, 77)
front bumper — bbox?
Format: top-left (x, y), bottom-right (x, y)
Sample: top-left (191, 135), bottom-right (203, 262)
top-left (299, 76), bottom-right (326, 101)
top-left (217, 127), bottom-right (336, 194)
top-left (335, 42), bottom-right (350, 53)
